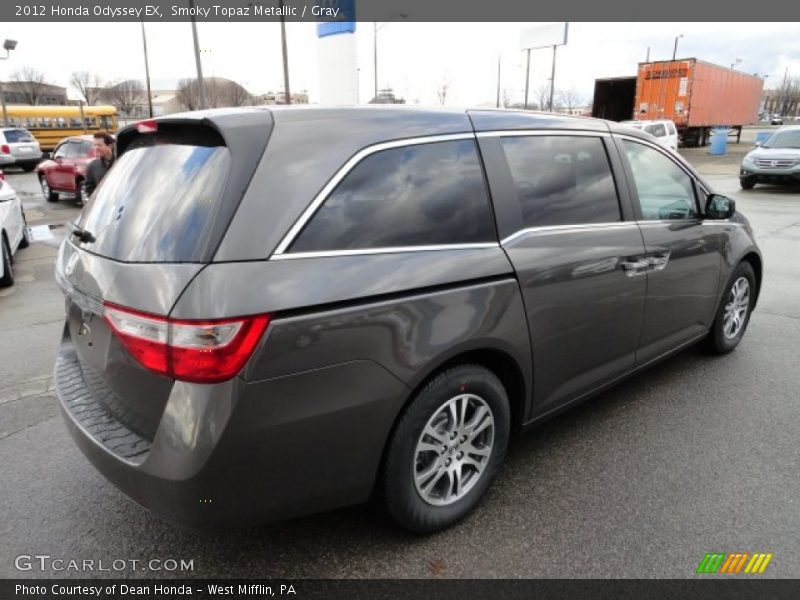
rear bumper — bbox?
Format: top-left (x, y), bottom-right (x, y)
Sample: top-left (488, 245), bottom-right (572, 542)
top-left (55, 335), bottom-right (409, 528)
top-left (0, 154), bottom-right (40, 167)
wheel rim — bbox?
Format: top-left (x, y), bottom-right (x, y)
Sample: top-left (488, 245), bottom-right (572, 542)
top-left (40, 178), bottom-right (50, 197)
top-left (413, 393), bottom-right (494, 507)
top-left (723, 277), bottom-right (750, 339)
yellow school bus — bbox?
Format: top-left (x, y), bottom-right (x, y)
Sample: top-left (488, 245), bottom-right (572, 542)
top-left (1, 105), bottom-right (117, 151)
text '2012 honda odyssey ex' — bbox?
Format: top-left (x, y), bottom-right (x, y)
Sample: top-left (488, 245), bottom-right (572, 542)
top-left (54, 107), bottom-right (762, 533)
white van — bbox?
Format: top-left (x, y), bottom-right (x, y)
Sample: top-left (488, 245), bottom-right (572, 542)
top-left (620, 119), bottom-right (679, 151)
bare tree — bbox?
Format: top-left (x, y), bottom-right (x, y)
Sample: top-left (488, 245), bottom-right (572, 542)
top-left (100, 80), bottom-right (144, 116)
top-left (222, 79), bottom-right (251, 106)
top-left (558, 88), bottom-right (582, 114)
top-left (9, 67), bottom-right (50, 105)
top-left (70, 71), bottom-right (103, 105)
top-left (436, 81), bottom-right (449, 106)
top-left (177, 77), bottom-right (251, 110)
top-left (774, 75), bottom-right (800, 116)
top-left (502, 88), bottom-right (513, 108)
top-left (536, 85), bottom-right (550, 112)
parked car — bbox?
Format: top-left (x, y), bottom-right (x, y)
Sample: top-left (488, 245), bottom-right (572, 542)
top-left (620, 119), bottom-right (679, 151)
top-left (0, 169), bottom-right (30, 287)
top-left (0, 127), bottom-right (43, 172)
top-left (740, 126), bottom-right (800, 189)
top-left (54, 108), bottom-right (762, 533)
top-left (35, 134), bottom-right (97, 206)
top-left (770, 114), bottom-right (784, 126)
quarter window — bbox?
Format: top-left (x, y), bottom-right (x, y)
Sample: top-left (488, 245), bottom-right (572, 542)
top-left (289, 139), bottom-right (496, 252)
top-left (499, 135), bottom-right (621, 228)
top-left (623, 140), bottom-right (698, 220)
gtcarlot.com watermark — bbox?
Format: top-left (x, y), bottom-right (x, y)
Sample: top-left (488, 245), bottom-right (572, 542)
top-left (15, 554), bottom-right (194, 573)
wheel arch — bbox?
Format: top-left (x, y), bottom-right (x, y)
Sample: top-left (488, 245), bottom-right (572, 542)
top-left (740, 252), bottom-right (763, 306)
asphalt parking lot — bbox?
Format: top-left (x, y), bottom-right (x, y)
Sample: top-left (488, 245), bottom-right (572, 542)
top-left (1, 131), bottom-right (799, 579)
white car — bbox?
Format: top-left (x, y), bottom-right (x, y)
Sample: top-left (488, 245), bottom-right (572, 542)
top-left (620, 119), bottom-right (679, 151)
top-left (0, 170), bottom-right (30, 287)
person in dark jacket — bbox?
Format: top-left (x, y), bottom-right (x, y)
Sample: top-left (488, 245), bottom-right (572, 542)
top-left (84, 132), bottom-right (115, 197)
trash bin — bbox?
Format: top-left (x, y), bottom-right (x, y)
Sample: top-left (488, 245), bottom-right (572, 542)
top-left (755, 131), bottom-right (771, 145)
top-left (709, 127), bottom-right (728, 155)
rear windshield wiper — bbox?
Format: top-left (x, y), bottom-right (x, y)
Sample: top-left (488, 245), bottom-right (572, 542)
top-left (70, 223), bottom-right (96, 244)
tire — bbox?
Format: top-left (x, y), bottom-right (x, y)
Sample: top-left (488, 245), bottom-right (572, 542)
top-left (702, 262), bottom-right (756, 354)
top-left (383, 364), bottom-right (511, 533)
top-left (740, 178), bottom-right (756, 190)
top-left (22, 164), bottom-right (36, 173)
top-left (18, 210), bottom-right (29, 249)
top-left (40, 175), bottom-right (58, 202)
top-left (0, 237), bottom-right (13, 287)
top-left (75, 179), bottom-right (87, 207)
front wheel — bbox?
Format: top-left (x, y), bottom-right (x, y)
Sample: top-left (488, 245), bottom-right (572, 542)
top-left (702, 262), bottom-right (756, 354)
top-left (383, 364), bottom-right (510, 533)
top-left (740, 177), bottom-right (756, 190)
top-left (0, 238), bottom-right (14, 287)
top-left (40, 176), bottom-right (58, 202)
top-left (18, 210), bottom-right (29, 249)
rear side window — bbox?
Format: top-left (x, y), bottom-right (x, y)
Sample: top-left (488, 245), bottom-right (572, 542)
top-left (77, 125), bottom-right (231, 262)
top-left (3, 129), bottom-right (35, 143)
top-left (500, 135), bottom-right (621, 228)
top-left (289, 139), bottom-right (495, 252)
top-left (666, 122), bottom-right (676, 135)
top-left (647, 123), bottom-right (667, 137)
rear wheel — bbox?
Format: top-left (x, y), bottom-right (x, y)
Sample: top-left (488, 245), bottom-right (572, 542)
top-left (75, 179), bottom-right (87, 206)
top-left (40, 176), bottom-right (58, 202)
top-left (18, 210), bottom-right (29, 249)
top-left (703, 262), bottom-right (756, 354)
top-left (383, 364), bottom-right (510, 533)
top-left (0, 237), bottom-right (13, 287)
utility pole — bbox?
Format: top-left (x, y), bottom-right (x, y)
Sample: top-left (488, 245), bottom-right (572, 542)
top-left (523, 49), bottom-right (531, 109)
top-left (279, 0), bottom-right (291, 104)
top-left (548, 45), bottom-right (557, 111)
top-left (189, 0), bottom-right (207, 109)
top-left (496, 56), bottom-right (501, 108)
top-left (141, 21), bottom-right (154, 117)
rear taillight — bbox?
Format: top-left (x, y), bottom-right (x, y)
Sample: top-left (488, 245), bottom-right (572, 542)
top-left (1, 145), bottom-right (10, 154)
top-left (103, 303), bottom-right (270, 384)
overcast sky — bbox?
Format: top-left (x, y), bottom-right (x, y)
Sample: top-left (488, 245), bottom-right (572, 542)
top-left (1, 22), bottom-right (798, 106)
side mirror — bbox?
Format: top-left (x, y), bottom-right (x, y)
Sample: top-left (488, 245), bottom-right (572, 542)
top-left (754, 140), bottom-right (763, 147)
top-left (705, 194), bottom-right (736, 220)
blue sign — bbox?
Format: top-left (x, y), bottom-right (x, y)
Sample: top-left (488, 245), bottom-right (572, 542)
top-left (316, 0), bottom-right (356, 37)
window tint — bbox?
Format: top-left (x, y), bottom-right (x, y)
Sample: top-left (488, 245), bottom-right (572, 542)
top-left (289, 139), bottom-right (495, 252)
top-left (623, 140), bottom-right (698, 220)
top-left (64, 141), bottom-right (81, 158)
top-left (499, 135), bottom-right (621, 228)
top-left (77, 128), bottom-right (231, 262)
top-left (79, 141), bottom-right (94, 157)
top-left (53, 143), bottom-right (69, 159)
top-left (3, 129), bottom-right (35, 143)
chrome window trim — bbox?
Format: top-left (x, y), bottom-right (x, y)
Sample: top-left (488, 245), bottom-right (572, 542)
top-left (500, 222), bottom-right (638, 246)
top-left (272, 132), bottom-right (478, 257)
top-left (271, 243), bottom-right (500, 260)
top-left (476, 129), bottom-right (610, 139)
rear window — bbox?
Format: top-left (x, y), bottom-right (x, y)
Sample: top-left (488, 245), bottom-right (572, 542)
top-left (76, 126), bottom-right (231, 262)
top-left (3, 129), bottom-right (35, 143)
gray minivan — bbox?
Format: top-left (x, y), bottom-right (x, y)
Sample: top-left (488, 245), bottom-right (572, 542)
top-left (54, 107), bottom-right (762, 533)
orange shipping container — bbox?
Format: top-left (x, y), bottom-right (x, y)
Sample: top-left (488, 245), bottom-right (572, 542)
top-left (635, 59), bottom-right (763, 145)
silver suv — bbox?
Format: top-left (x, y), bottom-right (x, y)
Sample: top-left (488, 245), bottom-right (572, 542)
top-left (740, 126), bottom-right (800, 189)
top-left (0, 127), bottom-right (42, 172)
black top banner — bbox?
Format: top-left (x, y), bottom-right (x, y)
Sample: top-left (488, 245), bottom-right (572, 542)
top-left (0, 0), bottom-right (789, 22)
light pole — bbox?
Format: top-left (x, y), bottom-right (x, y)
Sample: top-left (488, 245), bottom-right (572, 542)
top-left (188, 0), bottom-right (206, 109)
top-left (373, 13), bottom-right (406, 103)
top-left (140, 22), bottom-right (153, 117)
top-left (0, 39), bottom-right (17, 127)
top-left (672, 34), bottom-right (683, 61)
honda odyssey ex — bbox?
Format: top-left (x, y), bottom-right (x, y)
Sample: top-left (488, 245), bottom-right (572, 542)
top-left (54, 107), bottom-right (762, 533)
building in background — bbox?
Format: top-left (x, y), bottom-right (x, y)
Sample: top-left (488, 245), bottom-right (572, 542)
top-left (0, 81), bottom-right (67, 105)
